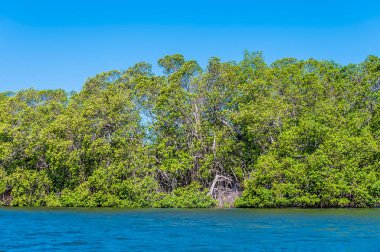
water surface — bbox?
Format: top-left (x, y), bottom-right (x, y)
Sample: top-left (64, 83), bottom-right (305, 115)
top-left (1, 208), bottom-right (379, 251)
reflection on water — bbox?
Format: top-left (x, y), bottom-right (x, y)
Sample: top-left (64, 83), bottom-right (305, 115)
top-left (0, 208), bottom-right (379, 251)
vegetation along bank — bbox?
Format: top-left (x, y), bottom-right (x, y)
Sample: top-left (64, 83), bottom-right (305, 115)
top-left (1, 52), bottom-right (380, 208)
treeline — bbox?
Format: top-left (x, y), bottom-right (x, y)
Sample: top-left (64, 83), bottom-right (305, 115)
top-left (1, 52), bottom-right (380, 208)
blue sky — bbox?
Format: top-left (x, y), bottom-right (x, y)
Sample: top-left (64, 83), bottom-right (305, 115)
top-left (1, 0), bottom-right (380, 92)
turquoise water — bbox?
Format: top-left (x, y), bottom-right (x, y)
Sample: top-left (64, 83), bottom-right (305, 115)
top-left (1, 208), bottom-right (379, 251)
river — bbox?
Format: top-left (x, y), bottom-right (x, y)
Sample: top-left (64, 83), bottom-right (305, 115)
top-left (1, 208), bottom-right (379, 251)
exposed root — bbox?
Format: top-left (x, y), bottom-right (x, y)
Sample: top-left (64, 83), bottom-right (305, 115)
top-left (208, 174), bottom-right (241, 207)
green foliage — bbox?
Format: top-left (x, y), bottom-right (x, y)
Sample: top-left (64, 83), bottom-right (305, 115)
top-left (0, 52), bottom-right (380, 208)
top-left (0, 169), bottom-right (6, 195)
top-left (8, 168), bottom-right (52, 206)
top-left (59, 171), bottom-right (159, 207)
top-left (154, 182), bottom-right (216, 208)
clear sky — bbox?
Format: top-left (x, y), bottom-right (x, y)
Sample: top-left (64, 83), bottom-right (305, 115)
top-left (1, 0), bottom-right (380, 92)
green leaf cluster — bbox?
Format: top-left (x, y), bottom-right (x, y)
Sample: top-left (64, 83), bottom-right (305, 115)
top-left (1, 52), bottom-right (379, 207)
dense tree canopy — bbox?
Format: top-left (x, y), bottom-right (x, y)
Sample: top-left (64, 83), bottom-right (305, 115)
top-left (1, 52), bottom-right (380, 207)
